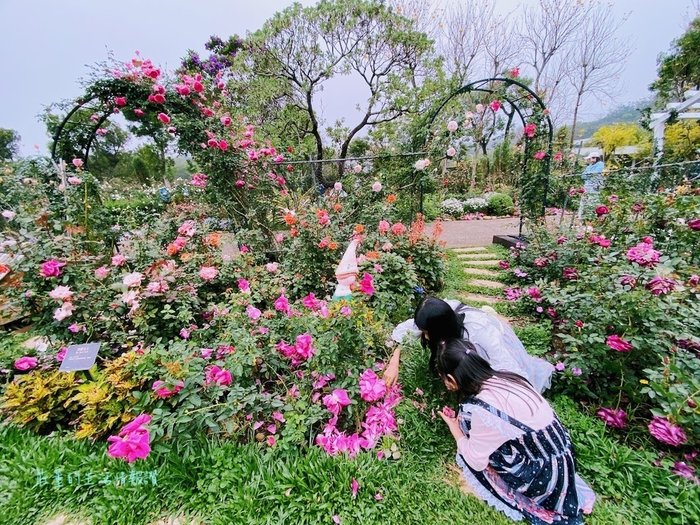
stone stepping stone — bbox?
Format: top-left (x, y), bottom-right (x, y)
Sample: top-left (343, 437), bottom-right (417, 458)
top-left (463, 267), bottom-right (501, 277)
top-left (453, 246), bottom-right (488, 253)
top-left (456, 252), bottom-right (500, 260)
top-left (468, 279), bottom-right (505, 289)
top-left (461, 259), bottom-right (501, 267)
top-left (459, 293), bottom-right (502, 304)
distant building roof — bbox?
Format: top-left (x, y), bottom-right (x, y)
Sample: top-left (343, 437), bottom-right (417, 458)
top-left (613, 145), bottom-right (640, 155)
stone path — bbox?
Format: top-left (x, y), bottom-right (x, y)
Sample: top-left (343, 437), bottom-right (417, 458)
top-left (427, 217), bottom-right (520, 248)
top-left (427, 214), bottom-right (573, 248)
top-left (452, 246), bottom-right (506, 306)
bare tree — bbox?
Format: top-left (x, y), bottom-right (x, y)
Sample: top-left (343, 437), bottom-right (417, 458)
top-left (388, 0), bottom-right (443, 41)
top-left (482, 9), bottom-right (520, 79)
top-left (519, 0), bottom-right (594, 102)
top-left (439, 0), bottom-right (495, 83)
top-left (567, 4), bottom-right (631, 147)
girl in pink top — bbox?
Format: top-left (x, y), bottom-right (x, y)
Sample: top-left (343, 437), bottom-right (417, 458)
top-left (437, 338), bottom-right (595, 524)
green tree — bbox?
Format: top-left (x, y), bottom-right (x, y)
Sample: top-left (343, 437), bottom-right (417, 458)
top-left (0, 128), bottom-right (21, 161)
top-left (130, 144), bottom-right (174, 186)
top-left (651, 17), bottom-right (700, 104)
top-left (228, 0), bottom-right (439, 184)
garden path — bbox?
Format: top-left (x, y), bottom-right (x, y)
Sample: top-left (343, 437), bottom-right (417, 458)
top-left (427, 217), bottom-right (520, 248)
top-left (450, 246), bottom-right (506, 306)
top-left (426, 213), bottom-right (572, 248)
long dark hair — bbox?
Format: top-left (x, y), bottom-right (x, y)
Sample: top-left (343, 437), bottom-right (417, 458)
top-left (436, 338), bottom-right (540, 409)
top-left (414, 296), bottom-right (468, 372)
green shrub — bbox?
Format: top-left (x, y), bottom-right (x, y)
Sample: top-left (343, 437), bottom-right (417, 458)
top-left (486, 193), bottom-right (515, 216)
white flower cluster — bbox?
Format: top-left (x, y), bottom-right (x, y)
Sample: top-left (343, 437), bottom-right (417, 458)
top-left (440, 198), bottom-right (464, 216)
top-left (462, 197), bottom-right (488, 212)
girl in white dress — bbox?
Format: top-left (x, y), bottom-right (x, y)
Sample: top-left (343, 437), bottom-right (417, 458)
top-left (385, 296), bottom-right (554, 393)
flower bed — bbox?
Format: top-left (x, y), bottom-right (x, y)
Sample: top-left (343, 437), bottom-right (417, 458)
top-left (1, 150), bottom-right (445, 466)
top-left (502, 185), bottom-right (700, 455)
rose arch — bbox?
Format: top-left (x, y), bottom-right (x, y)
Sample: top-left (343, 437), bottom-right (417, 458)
top-left (414, 77), bottom-right (554, 238)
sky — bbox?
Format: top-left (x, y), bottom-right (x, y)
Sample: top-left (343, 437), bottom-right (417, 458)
top-left (0, 0), bottom-right (697, 155)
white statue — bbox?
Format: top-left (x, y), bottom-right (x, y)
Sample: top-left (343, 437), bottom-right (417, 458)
top-left (332, 239), bottom-right (359, 300)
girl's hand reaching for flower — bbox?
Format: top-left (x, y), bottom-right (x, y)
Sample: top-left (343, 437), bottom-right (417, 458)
top-left (439, 406), bottom-right (464, 442)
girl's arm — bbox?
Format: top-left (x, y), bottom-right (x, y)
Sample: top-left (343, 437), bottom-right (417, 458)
top-left (382, 347), bottom-right (401, 386)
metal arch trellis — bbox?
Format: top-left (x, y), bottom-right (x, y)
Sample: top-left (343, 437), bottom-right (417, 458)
top-left (51, 94), bottom-right (113, 169)
top-left (416, 77), bottom-right (554, 238)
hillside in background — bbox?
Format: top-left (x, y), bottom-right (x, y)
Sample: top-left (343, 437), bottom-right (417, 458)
top-left (575, 100), bottom-right (652, 140)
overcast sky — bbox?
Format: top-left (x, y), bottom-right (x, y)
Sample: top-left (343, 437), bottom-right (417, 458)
top-left (0, 0), bottom-right (696, 155)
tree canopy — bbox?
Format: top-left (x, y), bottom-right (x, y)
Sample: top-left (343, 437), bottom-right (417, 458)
top-left (651, 16), bottom-right (700, 104)
top-left (0, 127), bottom-right (21, 161)
top-left (229, 0), bottom-right (440, 183)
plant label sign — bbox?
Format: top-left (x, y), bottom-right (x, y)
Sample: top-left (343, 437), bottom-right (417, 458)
top-left (59, 343), bottom-right (101, 372)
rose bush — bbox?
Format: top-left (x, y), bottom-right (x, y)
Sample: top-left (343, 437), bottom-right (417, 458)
top-left (504, 184), bottom-right (700, 447)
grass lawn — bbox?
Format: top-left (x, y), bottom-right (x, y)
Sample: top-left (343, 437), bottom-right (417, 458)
top-left (0, 249), bottom-right (697, 525)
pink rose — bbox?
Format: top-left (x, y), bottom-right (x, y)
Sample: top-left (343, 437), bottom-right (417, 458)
top-left (53, 302), bottom-right (75, 321)
top-left (371, 181), bottom-right (383, 192)
top-left (323, 388), bottom-right (352, 416)
top-left (199, 266), bottom-right (218, 280)
top-left (266, 262), bottom-right (279, 273)
top-left (191, 173), bottom-right (208, 188)
top-left (123, 272), bottom-right (143, 288)
top-left (205, 365), bottom-right (233, 386)
top-left (606, 334), bottom-right (633, 352)
top-left (40, 259), bottom-right (66, 278)
top-left (152, 380), bottom-right (184, 399)
top-left (72, 158), bottom-right (84, 169)
top-left (111, 254), bottom-right (127, 267)
top-left (357, 272), bottom-right (375, 296)
top-left (49, 286), bottom-right (73, 301)
top-left (646, 276), bottom-right (676, 296)
top-left (14, 356), bottom-right (38, 371)
top-left (237, 278), bottom-right (251, 293)
top-left (274, 294), bottom-right (291, 315)
top-left (648, 417), bottom-right (687, 447)
top-left (378, 220), bottom-right (390, 234)
top-left (626, 242), bottom-right (660, 267)
top-left (94, 266), bottom-right (110, 279)
top-left (359, 369), bottom-right (387, 402)
top-left (246, 305), bottom-right (261, 320)
top-left (596, 408), bottom-right (627, 429)
top-left (504, 287), bottom-right (521, 301)
top-left (107, 415), bottom-right (152, 463)
top-left (157, 113), bottom-right (171, 124)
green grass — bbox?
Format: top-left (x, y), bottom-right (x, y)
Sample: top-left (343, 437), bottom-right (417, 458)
top-left (1, 340), bottom-right (696, 524)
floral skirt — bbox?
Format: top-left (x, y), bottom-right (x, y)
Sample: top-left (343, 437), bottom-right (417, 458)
top-left (456, 419), bottom-right (595, 524)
